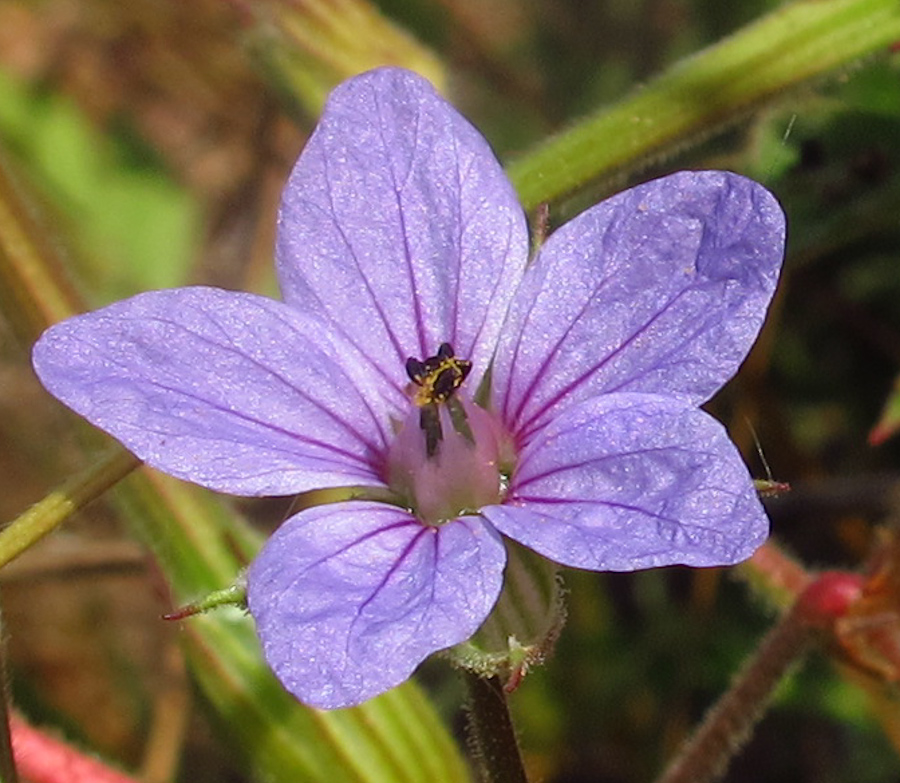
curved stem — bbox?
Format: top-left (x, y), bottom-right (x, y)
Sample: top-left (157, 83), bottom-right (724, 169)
top-left (656, 600), bottom-right (815, 783)
top-left (655, 569), bottom-right (867, 783)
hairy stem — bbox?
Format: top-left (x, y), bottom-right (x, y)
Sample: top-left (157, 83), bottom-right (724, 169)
top-left (507, 0), bottom-right (900, 210)
top-left (655, 599), bottom-right (816, 783)
top-left (463, 672), bottom-right (529, 783)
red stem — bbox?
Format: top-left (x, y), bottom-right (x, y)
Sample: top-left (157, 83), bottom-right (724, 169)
top-left (655, 571), bottom-right (865, 783)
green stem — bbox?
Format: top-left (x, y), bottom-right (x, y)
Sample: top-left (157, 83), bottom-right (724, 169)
top-left (507, 0), bottom-right (900, 210)
top-left (0, 446), bottom-right (140, 569)
top-left (463, 672), bottom-right (529, 783)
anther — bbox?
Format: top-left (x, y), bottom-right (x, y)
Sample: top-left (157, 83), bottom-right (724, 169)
top-left (405, 343), bottom-right (473, 457)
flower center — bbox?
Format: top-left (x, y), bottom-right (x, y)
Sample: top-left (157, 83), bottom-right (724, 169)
top-left (386, 344), bottom-right (509, 525)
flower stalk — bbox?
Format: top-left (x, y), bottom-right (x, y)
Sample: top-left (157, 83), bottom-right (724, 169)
top-left (0, 151), bottom-right (83, 343)
top-left (739, 539), bottom-right (813, 609)
top-left (236, 0), bottom-right (444, 115)
top-left (463, 672), bottom-right (529, 783)
top-left (9, 713), bottom-right (142, 783)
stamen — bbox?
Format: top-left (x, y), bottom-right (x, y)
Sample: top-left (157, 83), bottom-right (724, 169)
top-left (406, 343), bottom-right (472, 406)
top-left (419, 403), bottom-right (442, 457)
top-left (447, 396), bottom-right (474, 446)
top-left (405, 343), bottom-right (473, 456)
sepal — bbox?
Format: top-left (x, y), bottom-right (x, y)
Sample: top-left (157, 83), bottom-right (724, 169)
top-left (164, 577), bottom-right (247, 621)
top-left (448, 540), bottom-right (565, 692)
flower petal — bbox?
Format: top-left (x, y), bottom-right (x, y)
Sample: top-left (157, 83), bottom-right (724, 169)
top-left (32, 287), bottom-right (394, 495)
top-left (481, 393), bottom-right (767, 571)
top-left (277, 67), bottom-right (528, 392)
top-left (247, 501), bottom-right (506, 708)
top-left (493, 171), bottom-right (784, 438)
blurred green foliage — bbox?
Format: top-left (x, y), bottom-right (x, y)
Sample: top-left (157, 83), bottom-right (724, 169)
top-left (0, 69), bottom-right (199, 297)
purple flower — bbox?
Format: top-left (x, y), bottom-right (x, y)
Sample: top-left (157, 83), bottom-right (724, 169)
top-left (32, 68), bottom-right (785, 709)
